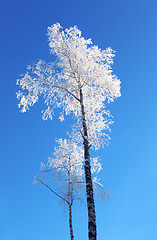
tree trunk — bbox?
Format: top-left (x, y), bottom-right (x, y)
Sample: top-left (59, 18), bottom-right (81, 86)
top-left (80, 89), bottom-right (97, 240)
top-left (69, 203), bottom-right (74, 240)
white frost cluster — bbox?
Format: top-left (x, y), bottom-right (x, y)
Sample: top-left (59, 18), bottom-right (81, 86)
top-left (17, 23), bottom-right (121, 149)
top-left (47, 138), bottom-right (102, 177)
top-left (48, 138), bottom-right (84, 177)
top-left (38, 138), bottom-right (103, 196)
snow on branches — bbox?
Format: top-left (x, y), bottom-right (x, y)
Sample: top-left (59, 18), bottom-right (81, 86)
top-left (16, 23), bottom-right (121, 150)
top-left (35, 138), bottom-right (103, 203)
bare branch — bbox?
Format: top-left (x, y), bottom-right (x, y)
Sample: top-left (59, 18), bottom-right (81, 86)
top-left (79, 130), bottom-right (85, 140)
top-left (36, 177), bottom-right (69, 204)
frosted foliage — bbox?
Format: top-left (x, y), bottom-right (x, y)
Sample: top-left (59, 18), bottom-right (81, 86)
top-left (38, 139), bottom-right (103, 197)
top-left (48, 138), bottom-right (84, 177)
top-left (47, 139), bottom-right (102, 177)
top-left (17, 23), bottom-right (121, 149)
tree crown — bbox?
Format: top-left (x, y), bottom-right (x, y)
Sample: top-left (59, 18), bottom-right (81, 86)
top-left (17, 23), bottom-right (121, 149)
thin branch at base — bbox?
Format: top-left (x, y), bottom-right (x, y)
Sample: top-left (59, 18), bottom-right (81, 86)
top-left (36, 177), bottom-right (69, 204)
top-left (79, 130), bottom-right (85, 140)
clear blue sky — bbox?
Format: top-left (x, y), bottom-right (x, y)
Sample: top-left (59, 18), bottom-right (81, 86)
top-left (0, 0), bottom-right (157, 239)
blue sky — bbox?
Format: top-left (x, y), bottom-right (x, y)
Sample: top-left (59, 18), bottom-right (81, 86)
top-left (0, 0), bottom-right (157, 239)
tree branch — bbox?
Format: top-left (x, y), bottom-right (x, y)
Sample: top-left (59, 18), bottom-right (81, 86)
top-left (36, 177), bottom-right (69, 204)
top-left (43, 78), bottom-right (80, 102)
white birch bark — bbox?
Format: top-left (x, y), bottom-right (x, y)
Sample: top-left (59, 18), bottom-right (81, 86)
top-left (80, 88), bottom-right (96, 239)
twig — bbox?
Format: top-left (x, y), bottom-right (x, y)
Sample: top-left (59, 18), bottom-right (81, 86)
top-left (36, 177), bottom-right (69, 204)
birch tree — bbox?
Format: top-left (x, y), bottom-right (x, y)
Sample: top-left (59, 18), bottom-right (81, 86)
top-left (17, 23), bottom-right (121, 240)
top-left (34, 138), bottom-right (103, 240)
